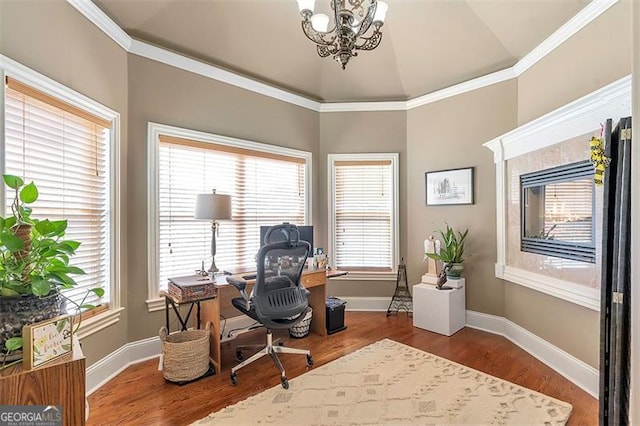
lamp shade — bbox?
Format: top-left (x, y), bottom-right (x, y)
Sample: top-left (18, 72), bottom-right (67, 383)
top-left (194, 191), bottom-right (232, 220)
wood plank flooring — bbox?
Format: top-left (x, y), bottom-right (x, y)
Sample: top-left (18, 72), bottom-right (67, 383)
top-left (87, 312), bottom-right (597, 425)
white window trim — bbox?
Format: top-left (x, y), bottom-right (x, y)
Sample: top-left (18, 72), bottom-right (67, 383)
top-left (483, 75), bottom-right (631, 311)
top-left (0, 55), bottom-right (123, 335)
top-left (327, 152), bottom-right (400, 281)
top-left (146, 122), bottom-right (313, 310)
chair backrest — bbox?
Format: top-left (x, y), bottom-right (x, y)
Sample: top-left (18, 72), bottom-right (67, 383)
top-left (253, 224), bottom-right (311, 329)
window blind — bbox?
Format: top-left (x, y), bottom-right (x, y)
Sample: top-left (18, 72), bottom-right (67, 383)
top-left (4, 79), bottom-right (111, 310)
top-left (333, 160), bottom-right (393, 271)
top-left (157, 137), bottom-right (307, 291)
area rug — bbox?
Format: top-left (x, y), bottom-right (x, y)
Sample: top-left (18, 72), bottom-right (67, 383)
top-left (193, 339), bottom-right (572, 425)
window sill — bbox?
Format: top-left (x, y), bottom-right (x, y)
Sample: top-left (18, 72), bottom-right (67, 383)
top-left (76, 307), bottom-right (125, 340)
top-left (331, 271), bottom-right (397, 281)
top-left (146, 297), bottom-right (166, 312)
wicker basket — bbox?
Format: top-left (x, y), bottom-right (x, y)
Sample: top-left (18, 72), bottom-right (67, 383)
top-left (289, 307), bottom-right (312, 338)
top-left (159, 322), bottom-right (211, 382)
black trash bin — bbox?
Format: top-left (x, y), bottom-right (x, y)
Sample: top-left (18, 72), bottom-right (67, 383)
top-left (326, 296), bottom-right (347, 334)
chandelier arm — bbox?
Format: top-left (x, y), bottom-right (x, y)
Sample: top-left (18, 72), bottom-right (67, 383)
top-left (355, 29), bottom-right (383, 51)
top-left (301, 20), bottom-right (337, 46)
top-left (355, 1), bottom-right (377, 37)
top-left (317, 45), bottom-right (332, 58)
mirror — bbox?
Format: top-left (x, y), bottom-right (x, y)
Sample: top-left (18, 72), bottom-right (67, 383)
top-left (520, 160), bottom-right (595, 263)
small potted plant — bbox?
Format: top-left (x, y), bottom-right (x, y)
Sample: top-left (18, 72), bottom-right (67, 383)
top-left (425, 223), bottom-right (469, 279)
top-left (0, 175), bottom-right (102, 366)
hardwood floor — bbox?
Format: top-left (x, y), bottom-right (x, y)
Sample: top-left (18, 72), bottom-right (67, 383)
top-left (87, 312), bottom-right (597, 425)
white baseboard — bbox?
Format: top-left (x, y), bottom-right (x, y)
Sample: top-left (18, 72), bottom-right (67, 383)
top-left (86, 298), bottom-right (599, 401)
top-left (466, 310), bottom-right (599, 398)
top-left (86, 335), bottom-right (161, 396)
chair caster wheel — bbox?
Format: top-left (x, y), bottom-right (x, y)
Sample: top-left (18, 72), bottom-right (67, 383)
top-left (281, 376), bottom-right (289, 389)
top-left (235, 350), bottom-right (243, 361)
top-left (230, 373), bottom-right (238, 386)
top-left (306, 355), bottom-right (314, 366)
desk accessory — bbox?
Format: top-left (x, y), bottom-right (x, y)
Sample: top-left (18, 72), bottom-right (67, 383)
top-left (194, 189), bottom-right (232, 273)
top-left (168, 275), bottom-right (217, 302)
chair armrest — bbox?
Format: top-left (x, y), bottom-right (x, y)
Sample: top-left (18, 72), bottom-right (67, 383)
top-left (226, 276), bottom-right (247, 292)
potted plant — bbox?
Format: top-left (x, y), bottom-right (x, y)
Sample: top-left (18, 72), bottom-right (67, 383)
top-left (425, 223), bottom-right (469, 279)
top-left (0, 175), bottom-right (102, 365)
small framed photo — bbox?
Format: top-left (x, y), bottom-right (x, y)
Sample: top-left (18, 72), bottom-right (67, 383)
top-left (22, 315), bottom-right (73, 370)
top-left (425, 167), bottom-right (474, 206)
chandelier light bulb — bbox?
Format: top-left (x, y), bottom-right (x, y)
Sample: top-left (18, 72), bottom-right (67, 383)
top-left (311, 13), bottom-right (330, 32)
top-left (373, 1), bottom-right (389, 24)
top-left (296, 0), bottom-right (315, 14)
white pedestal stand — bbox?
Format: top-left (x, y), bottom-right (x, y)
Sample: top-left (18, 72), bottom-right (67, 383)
top-left (413, 279), bottom-right (466, 336)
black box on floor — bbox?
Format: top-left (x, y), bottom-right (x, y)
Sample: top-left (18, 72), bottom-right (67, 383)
top-left (326, 296), bottom-right (347, 334)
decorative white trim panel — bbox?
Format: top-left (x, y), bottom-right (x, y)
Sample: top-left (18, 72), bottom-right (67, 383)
top-left (500, 266), bottom-right (600, 311)
top-left (466, 310), bottom-right (599, 398)
top-left (484, 76), bottom-right (631, 308)
top-left (484, 75), bottom-right (632, 161)
top-left (65, 0), bottom-right (616, 113)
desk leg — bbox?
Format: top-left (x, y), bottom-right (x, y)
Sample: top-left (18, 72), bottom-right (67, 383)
top-left (308, 284), bottom-right (327, 336)
top-left (200, 298), bottom-right (221, 373)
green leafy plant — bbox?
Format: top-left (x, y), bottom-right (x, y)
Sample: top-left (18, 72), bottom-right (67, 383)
top-left (0, 175), bottom-right (103, 364)
top-left (425, 223), bottom-right (469, 264)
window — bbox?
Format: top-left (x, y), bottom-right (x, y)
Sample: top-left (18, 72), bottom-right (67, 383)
top-left (2, 66), bottom-right (120, 323)
top-left (328, 153), bottom-right (399, 277)
top-left (520, 160), bottom-right (595, 263)
top-left (147, 123), bottom-right (312, 305)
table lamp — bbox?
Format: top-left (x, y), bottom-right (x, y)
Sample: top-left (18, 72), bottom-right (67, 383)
top-left (194, 189), bottom-right (232, 273)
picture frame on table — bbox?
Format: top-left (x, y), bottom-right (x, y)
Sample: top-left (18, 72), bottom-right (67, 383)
top-left (22, 314), bottom-right (73, 370)
top-left (425, 167), bottom-right (474, 206)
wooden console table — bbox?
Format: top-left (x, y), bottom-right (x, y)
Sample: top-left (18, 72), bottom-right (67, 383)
top-left (0, 337), bottom-right (86, 426)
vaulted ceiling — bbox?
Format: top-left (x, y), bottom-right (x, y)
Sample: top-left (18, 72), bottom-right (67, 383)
top-left (94, 0), bottom-right (590, 103)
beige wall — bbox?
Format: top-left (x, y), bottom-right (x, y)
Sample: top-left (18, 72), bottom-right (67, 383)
top-left (517, 1), bottom-right (632, 125)
top-left (407, 81), bottom-right (518, 316)
top-left (318, 111), bottom-right (407, 297)
top-left (126, 55), bottom-right (320, 341)
top-left (506, 2), bottom-right (632, 367)
top-left (0, 0), bottom-right (129, 365)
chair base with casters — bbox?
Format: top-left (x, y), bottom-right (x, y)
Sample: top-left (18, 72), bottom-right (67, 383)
top-left (230, 329), bottom-right (313, 389)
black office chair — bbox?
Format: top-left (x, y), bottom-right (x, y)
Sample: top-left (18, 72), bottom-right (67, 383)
top-left (226, 223), bottom-right (314, 389)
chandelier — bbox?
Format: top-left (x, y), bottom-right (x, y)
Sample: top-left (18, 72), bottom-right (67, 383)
top-left (296, 0), bottom-right (389, 69)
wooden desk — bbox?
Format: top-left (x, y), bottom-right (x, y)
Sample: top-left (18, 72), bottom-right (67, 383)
top-left (0, 337), bottom-right (85, 425)
top-left (200, 268), bottom-right (331, 372)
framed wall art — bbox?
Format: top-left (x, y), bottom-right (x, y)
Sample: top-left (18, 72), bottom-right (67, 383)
top-left (22, 315), bottom-right (73, 370)
top-left (425, 167), bottom-right (474, 206)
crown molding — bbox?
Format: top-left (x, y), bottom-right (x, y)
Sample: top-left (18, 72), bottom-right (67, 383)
top-left (513, 0), bottom-right (618, 76)
top-left (129, 40), bottom-right (322, 112)
top-left (66, 0), bottom-right (132, 51)
top-left (406, 68), bottom-right (517, 110)
top-left (66, 0), bottom-right (617, 113)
